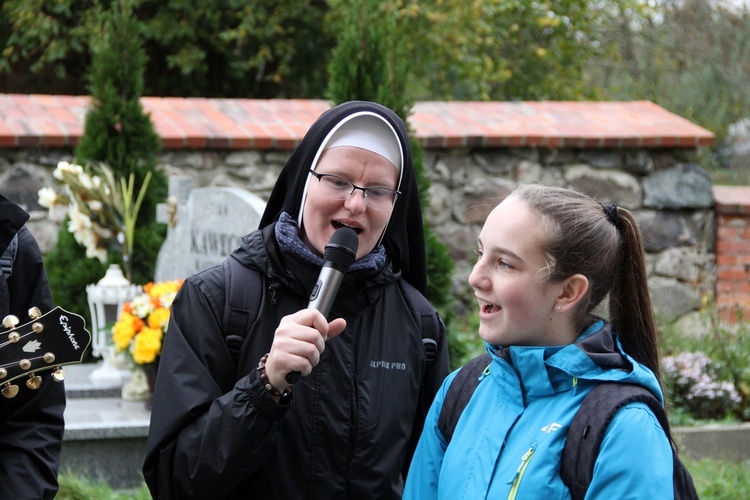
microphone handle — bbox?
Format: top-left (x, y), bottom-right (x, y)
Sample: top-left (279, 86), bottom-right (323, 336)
top-left (285, 266), bottom-right (345, 384)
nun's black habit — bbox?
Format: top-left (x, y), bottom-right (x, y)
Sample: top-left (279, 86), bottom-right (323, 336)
top-left (144, 101), bottom-right (449, 499)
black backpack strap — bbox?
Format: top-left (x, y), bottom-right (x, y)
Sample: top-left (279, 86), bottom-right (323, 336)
top-left (561, 382), bottom-right (698, 500)
top-left (222, 255), bottom-right (262, 368)
top-left (437, 353), bottom-right (492, 443)
top-left (0, 234), bottom-right (18, 279)
top-left (398, 279), bottom-right (442, 364)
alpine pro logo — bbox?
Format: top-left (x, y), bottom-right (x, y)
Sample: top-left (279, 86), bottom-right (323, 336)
top-left (369, 360), bottom-right (407, 370)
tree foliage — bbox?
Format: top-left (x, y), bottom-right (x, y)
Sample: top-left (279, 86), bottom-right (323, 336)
top-left (391, 0), bottom-right (639, 101)
top-left (2, 0), bottom-right (641, 102)
top-left (0, 0), bottom-right (334, 97)
top-left (587, 0), bottom-right (750, 146)
top-left (326, 0), bottom-right (455, 316)
top-left (44, 0), bottom-right (166, 322)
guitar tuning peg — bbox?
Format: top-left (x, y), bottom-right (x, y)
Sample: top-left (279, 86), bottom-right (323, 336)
top-left (26, 374), bottom-right (42, 390)
top-left (51, 368), bottom-right (65, 382)
top-left (2, 315), bottom-right (19, 329)
top-left (27, 307), bottom-right (42, 320)
top-left (2, 383), bottom-right (19, 398)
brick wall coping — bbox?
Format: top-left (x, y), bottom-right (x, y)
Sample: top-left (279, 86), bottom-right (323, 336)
top-left (714, 185), bottom-right (750, 216)
top-left (0, 94), bottom-right (714, 150)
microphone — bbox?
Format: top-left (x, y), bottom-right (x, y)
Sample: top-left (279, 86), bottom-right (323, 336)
top-left (286, 227), bottom-right (359, 384)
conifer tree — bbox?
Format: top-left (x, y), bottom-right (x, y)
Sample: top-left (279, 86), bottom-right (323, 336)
top-left (45, 0), bottom-right (166, 320)
top-left (326, 0), bottom-right (455, 316)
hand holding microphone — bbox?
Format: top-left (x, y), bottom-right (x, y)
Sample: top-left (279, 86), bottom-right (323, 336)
top-left (283, 227), bottom-right (359, 384)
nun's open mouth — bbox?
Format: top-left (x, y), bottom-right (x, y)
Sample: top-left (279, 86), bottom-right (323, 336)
top-left (333, 220), bottom-right (363, 234)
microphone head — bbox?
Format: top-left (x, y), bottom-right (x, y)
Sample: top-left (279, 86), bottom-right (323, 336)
top-left (324, 227), bottom-right (359, 271)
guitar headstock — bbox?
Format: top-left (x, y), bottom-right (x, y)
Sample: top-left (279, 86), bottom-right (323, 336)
top-left (1, 306), bottom-right (92, 398)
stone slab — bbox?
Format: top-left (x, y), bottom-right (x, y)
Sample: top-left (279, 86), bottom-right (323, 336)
top-left (674, 423), bottom-right (750, 461)
top-left (61, 363), bottom-right (151, 489)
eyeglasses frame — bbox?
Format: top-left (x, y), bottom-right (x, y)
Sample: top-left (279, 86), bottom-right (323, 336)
top-left (307, 169), bottom-right (401, 210)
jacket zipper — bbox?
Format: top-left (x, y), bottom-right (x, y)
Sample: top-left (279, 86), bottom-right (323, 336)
top-left (506, 442), bottom-right (537, 500)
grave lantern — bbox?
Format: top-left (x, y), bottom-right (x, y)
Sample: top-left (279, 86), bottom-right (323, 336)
top-left (86, 264), bottom-right (139, 386)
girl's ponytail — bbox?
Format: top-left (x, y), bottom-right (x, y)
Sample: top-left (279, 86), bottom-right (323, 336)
top-left (608, 207), bottom-right (661, 384)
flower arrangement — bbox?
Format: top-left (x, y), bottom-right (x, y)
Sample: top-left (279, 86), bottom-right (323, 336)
top-left (112, 279), bottom-right (183, 366)
top-left (38, 160), bottom-right (152, 281)
top-left (662, 351), bottom-right (742, 420)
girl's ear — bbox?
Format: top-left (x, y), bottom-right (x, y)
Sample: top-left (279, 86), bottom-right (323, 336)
top-left (555, 274), bottom-right (589, 313)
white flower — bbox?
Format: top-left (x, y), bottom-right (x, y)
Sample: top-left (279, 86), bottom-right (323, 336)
top-left (37, 187), bottom-right (58, 208)
top-left (85, 243), bottom-right (109, 263)
top-left (131, 293), bottom-right (155, 318)
top-left (79, 172), bottom-right (94, 190)
top-left (53, 161), bottom-right (69, 180)
top-left (159, 291), bottom-right (178, 309)
top-left (67, 205), bottom-right (92, 234)
top-left (54, 160), bottom-right (83, 180)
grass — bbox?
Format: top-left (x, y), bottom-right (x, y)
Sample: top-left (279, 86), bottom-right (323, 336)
top-left (684, 457), bottom-right (750, 499)
top-left (57, 474), bottom-right (150, 499)
top-left (57, 458), bottom-right (750, 499)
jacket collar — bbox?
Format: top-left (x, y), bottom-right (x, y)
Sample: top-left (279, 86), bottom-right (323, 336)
top-left (0, 194), bottom-right (29, 255)
top-left (487, 321), bottom-right (663, 403)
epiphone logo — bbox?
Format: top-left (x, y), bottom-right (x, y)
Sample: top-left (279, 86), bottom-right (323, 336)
top-left (58, 315), bottom-right (80, 350)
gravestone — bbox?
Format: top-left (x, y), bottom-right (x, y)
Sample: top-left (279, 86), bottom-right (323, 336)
top-left (155, 176), bottom-right (266, 282)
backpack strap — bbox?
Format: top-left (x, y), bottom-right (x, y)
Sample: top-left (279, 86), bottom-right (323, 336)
top-left (0, 234), bottom-right (18, 279)
top-left (222, 255), bottom-right (262, 368)
top-left (437, 353), bottom-right (492, 443)
top-left (397, 279), bottom-right (442, 364)
top-left (561, 383), bottom-right (687, 500)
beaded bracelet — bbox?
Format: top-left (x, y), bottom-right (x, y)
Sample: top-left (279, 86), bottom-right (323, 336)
top-left (257, 353), bottom-right (293, 399)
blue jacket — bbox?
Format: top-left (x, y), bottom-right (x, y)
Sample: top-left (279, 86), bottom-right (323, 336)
top-left (404, 320), bottom-right (674, 499)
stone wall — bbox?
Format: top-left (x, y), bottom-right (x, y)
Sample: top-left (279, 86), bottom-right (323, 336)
top-left (0, 144), bottom-right (716, 324)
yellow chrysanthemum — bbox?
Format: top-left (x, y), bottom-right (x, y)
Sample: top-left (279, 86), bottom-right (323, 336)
top-left (148, 307), bottom-right (170, 330)
top-left (112, 312), bottom-right (142, 351)
top-left (131, 327), bottom-right (163, 365)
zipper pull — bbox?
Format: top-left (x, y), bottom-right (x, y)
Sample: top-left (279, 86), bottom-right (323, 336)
top-left (506, 443), bottom-right (537, 485)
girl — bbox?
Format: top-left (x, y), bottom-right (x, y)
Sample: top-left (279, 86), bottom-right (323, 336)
top-left (404, 184), bottom-right (674, 498)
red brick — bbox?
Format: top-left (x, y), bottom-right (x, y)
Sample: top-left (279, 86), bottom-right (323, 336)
top-left (715, 240), bottom-right (750, 254)
top-left (717, 226), bottom-right (742, 240)
top-left (717, 268), bottom-right (750, 281)
top-left (715, 254), bottom-right (740, 267)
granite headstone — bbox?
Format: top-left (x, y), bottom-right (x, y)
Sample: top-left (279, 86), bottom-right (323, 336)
top-left (155, 176), bottom-right (266, 281)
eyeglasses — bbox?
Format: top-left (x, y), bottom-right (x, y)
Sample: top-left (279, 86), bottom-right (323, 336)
top-left (308, 169), bottom-right (400, 210)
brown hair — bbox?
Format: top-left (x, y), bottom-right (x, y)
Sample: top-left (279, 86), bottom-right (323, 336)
top-left (511, 184), bottom-right (661, 382)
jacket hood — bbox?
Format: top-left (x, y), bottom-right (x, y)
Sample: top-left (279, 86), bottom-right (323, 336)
top-left (0, 193), bottom-right (29, 254)
top-left (488, 320), bottom-right (664, 404)
top-left (258, 101), bottom-right (427, 296)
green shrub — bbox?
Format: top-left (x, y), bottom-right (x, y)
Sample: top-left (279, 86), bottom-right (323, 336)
top-left (44, 0), bottom-right (166, 321)
top-left (660, 297), bottom-right (750, 423)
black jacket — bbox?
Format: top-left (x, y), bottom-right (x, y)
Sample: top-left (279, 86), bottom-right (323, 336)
top-left (144, 101), bottom-right (449, 498)
top-left (143, 224), bottom-right (449, 498)
top-left (0, 194), bottom-right (65, 500)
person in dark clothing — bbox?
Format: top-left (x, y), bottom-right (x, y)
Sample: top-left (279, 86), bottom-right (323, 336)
top-left (0, 193), bottom-right (66, 500)
top-left (143, 101), bottom-right (450, 499)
